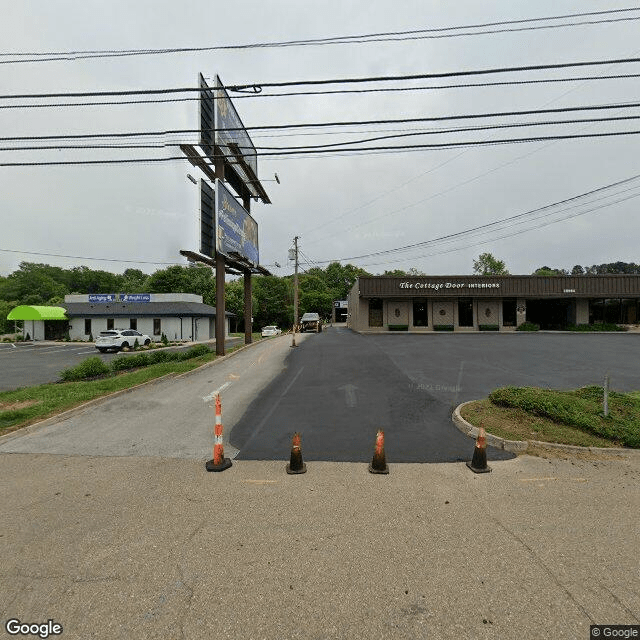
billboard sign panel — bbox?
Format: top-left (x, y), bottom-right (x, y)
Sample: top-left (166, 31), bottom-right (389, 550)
top-left (215, 179), bottom-right (259, 266)
top-left (214, 75), bottom-right (258, 178)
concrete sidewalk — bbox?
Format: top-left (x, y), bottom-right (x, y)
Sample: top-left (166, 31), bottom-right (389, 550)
top-left (1, 452), bottom-right (638, 639)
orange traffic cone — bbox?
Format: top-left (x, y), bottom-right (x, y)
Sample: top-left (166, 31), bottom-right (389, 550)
top-left (205, 394), bottom-right (232, 472)
top-left (368, 429), bottom-right (389, 474)
top-left (466, 426), bottom-right (491, 473)
top-left (286, 432), bottom-right (307, 474)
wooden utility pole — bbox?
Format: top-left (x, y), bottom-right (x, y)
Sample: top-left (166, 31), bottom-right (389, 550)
top-left (291, 236), bottom-right (299, 348)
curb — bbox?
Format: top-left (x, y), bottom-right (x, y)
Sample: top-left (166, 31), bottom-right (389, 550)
top-left (0, 338), bottom-right (268, 444)
top-left (452, 400), bottom-right (640, 457)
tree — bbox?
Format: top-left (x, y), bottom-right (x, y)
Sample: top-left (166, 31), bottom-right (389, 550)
top-left (252, 276), bottom-right (293, 329)
top-left (533, 266), bottom-right (567, 276)
top-left (224, 279), bottom-right (246, 332)
top-left (571, 265), bottom-right (585, 275)
top-left (144, 264), bottom-right (215, 304)
top-left (472, 253), bottom-right (509, 276)
top-left (323, 262), bottom-right (371, 300)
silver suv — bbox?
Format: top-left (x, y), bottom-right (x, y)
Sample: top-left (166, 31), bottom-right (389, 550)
top-left (95, 329), bottom-right (151, 353)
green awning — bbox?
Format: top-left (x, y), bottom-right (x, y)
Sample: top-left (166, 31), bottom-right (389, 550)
top-left (7, 305), bottom-right (68, 321)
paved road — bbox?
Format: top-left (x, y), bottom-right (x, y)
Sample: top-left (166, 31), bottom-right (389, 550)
top-left (1, 329), bottom-right (639, 638)
top-left (1, 453), bottom-right (638, 639)
top-left (0, 338), bottom-right (242, 391)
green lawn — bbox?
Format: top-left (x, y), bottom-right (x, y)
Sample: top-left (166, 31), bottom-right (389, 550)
top-left (461, 385), bottom-right (640, 448)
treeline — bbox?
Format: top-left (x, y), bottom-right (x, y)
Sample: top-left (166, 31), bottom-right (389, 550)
top-left (0, 261), bottom-right (371, 334)
top-left (533, 262), bottom-right (640, 276)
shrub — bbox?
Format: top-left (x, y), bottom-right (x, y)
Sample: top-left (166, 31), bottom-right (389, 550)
top-left (111, 352), bottom-right (151, 371)
top-left (60, 356), bottom-right (111, 381)
top-left (388, 324), bottom-right (408, 331)
top-left (433, 325), bottom-right (454, 331)
top-left (516, 322), bottom-right (539, 331)
top-left (567, 323), bottom-right (626, 332)
top-left (181, 344), bottom-right (211, 359)
top-left (161, 333), bottom-right (169, 346)
top-left (134, 338), bottom-right (140, 350)
top-left (25, 333), bottom-right (31, 341)
top-left (479, 324), bottom-right (499, 331)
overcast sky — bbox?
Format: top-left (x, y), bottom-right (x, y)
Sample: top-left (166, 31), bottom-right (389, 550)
top-left (1, 1), bottom-right (639, 279)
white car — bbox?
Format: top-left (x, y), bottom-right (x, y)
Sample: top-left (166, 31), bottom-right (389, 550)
top-left (261, 326), bottom-right (282, 337)
top-left (95, 329), bottom-right (151, 352)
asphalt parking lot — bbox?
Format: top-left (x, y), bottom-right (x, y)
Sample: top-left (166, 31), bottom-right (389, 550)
top-left (0, 338), bottom-right (242, 391)
top-left (232, 328), bottom-right (640, 463)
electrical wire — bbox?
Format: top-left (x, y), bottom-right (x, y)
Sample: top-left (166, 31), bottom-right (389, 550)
top-left (4, 100), bottom-right (640, 141)
top-left (2, 9), bottom-right (640, 64)
top-left (3, 57), bottom-right (640, 100)
top-left (4, 73), bottom-right (640, 109)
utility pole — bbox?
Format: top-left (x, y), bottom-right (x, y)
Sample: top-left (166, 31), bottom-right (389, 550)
top-left (291, 236), bottom-right (299, 348)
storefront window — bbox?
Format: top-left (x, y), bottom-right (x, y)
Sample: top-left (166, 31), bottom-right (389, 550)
top-left (107, 318), bottom-right (114, 330)
top-left (412, 301), bottom-right (428, 326)
top-left (604, 299), bottom-right (621, 324)
top-left (368, 298), bottom-right (383, 327)
top-left (589, 299), bottom-right (604, 324)
top-left (502, 299), bottom-right (517, 326)
top-left (153, 318), bottom-right (161, 335)
top-left (621, 299), bottom-right (639, 324)
top-left (130, 318), bottom-right (138, 330)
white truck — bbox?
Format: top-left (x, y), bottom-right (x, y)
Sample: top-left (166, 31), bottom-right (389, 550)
top-left (300, 312), bottom-right (322, 333)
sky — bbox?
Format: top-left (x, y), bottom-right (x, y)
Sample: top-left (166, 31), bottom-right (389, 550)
top-left (1, 1), bottom-right (639, 279)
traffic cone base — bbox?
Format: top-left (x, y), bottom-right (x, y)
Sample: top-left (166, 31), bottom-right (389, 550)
top-left (369, 429), bottom-right (389, 474)
top-left (286, 432), bottom-right (307, 474)
top-left (466, 426), bottom-right (491, 473)
top-left (206, 457), bottom-right (232, 472)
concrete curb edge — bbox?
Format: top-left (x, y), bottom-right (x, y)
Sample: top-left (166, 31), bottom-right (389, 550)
top-left (452, 400), bottom-right (640, 456)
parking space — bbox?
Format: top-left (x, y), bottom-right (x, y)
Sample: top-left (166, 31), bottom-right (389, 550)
top-left (0, 338), bottom-right (242, 391)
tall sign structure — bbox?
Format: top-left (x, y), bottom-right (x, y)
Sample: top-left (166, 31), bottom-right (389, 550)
top-left (180, 74), bottom-right (272, 355)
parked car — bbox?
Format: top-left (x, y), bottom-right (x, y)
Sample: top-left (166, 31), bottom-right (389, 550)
top-left (95, 329), bottom-right (151, 352)
top-left (261, 326), bottom-right (282, 337)
top-left (300, 312), bottom-right (322, 333)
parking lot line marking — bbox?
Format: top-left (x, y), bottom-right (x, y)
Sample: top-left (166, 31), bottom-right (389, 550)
top-left (203, 381), bottom-right (231, 403)
top-left (519, 477), bottom-right (558, 482)
top-left (241, 479), bottom-right (278, 484)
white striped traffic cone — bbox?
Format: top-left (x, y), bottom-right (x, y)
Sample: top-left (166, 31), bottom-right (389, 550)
top-left (206, 394), bottom-right (232, 472)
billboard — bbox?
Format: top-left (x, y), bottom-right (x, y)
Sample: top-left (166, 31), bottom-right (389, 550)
top-left (215, 179), bottom-right (259, 266)
top-left (200, 179), bottom-right (215, 258)
top-left (213, 75), bottom-right (258, 178)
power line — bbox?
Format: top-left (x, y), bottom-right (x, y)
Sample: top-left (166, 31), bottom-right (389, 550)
top-left (2, 127), bottom-right (640, 166)
top-left (4, 115), bottom-right (640, 153)
top-left (310, 173), bottom-right (640, 263)
top-left (226, 57), bottom-right (640, 91)
top-left (2, 8), bottom-right (639, 64)
top-left (3, 57), bottom-right (640, 100)
top-left (0, 247), bottom-right (182, 266)
top-left (3, 100), bottom-right (640, 141)
top-left (4, 73), bottom-right (640, 110)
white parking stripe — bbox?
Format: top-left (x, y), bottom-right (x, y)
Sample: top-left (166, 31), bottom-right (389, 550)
top-left (203, 381), bottom-right (232, 403)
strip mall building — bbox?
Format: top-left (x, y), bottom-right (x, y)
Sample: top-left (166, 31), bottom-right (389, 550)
top-left (346, 275), bottom-right (640, 332)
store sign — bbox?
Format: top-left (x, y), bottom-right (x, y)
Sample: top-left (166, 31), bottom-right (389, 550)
top-left (88, 294), bottom-right (116, 303)
top-left (120, 294), bottom-right (151, 303)
top-left (87, 294), bottom-right (151, 303)
top-left (398, 281), bottom-right (501, 290)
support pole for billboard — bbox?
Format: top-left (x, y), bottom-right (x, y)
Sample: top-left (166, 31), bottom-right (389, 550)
top-left (243, 193), bottom-right (253, 345)
top-left (215, 155), bottom-right (226, 356)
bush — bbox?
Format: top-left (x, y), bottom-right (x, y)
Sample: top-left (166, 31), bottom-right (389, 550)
top-left (567, 323), bottom-right (626, 332)
top-left (161, 333), bottom-right (169, 346)
top-left (433, 325), bottom-right (454, 331)
top-left (516, 322), bottom-right (539, 331)
top-left (60, 356), bottom-right (111, 381)
top-left (111, 352), bottom-right (151, 371)
top-left (181, 344), bottom-right (211, 359)
top-left (388, 324), bottom-right (408, 331)
top-left (25, 333), bottom-right (31, 341)
top-left (479, 324), bottom-right (499, 331)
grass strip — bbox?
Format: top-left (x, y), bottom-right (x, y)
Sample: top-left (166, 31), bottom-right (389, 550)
top-left (461, 385), bottom-right (640, 448)
top-left (0, 342), bottom-right (248, 434)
